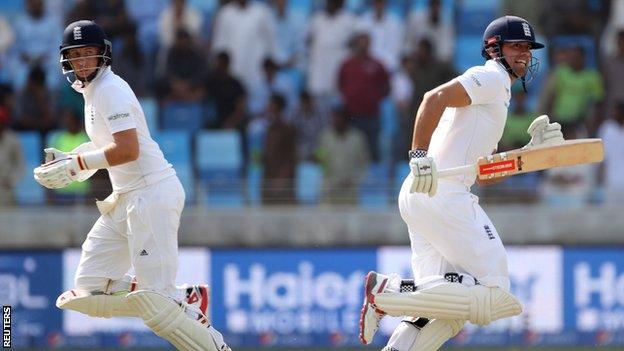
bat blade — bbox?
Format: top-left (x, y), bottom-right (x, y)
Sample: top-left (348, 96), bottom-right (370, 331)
top-left (476, 138), bottom-right (604, 180)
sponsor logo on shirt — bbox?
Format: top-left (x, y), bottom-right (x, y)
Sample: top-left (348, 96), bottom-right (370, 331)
top-left (107, 112), bottom-right (130, 121)
top-left (470, 74), bottom-right (481, 87)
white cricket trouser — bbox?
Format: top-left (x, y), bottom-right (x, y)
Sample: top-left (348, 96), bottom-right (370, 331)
top-left (398, 175), bottom-right (510, 290)
top-left (74, 176), bottom-right (185, 298)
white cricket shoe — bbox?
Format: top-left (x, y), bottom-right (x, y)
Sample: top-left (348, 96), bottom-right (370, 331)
top-left (359, 271), bottom-right (389, 344)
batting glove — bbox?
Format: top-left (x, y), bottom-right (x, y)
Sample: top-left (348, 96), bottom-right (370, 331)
top-left (525, 115), bottom-right (564, 148)
top-left (34, 155), bottom-right (83, 189)
top-left (409, 156), bottom-right (438, 197)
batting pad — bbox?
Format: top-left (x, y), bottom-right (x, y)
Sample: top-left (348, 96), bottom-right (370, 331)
top-left (127, 290), bottom-right (222, 351)
top-left (56, 289), bottom-right (137, 318)
top-left (374, 282), bottom-right (522, 326)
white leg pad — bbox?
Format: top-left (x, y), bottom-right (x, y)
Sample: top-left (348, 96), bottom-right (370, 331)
top-left (56, 289), bottom-right (137, 318)
top-left (374, 282), bottom-right (522, 326)
top-left (127, 290), bottom-right (224, 351)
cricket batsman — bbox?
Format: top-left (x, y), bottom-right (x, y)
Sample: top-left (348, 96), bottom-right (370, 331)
top-left (33, 20), bottom-right (230, 351)
top-left (359, 16), bottom-right (565, 350)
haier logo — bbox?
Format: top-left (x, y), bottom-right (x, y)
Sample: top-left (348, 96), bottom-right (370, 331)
top-left (225, 262), bottom-right (362, 310)
top-left (565, 249), bottom-right (624, 331)
top-left (574, 262), bottom-right (624, 330)
top-left (211, 249), bottom-right (376, 338)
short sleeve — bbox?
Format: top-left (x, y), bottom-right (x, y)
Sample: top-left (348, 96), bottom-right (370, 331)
top-left (97, 86), bottom-right (137, 134)
top-left (456, 66), bottom-right (503, 105)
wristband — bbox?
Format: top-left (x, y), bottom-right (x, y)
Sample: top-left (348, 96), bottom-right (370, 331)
top-left (78, 149), bottom-right (110, 170)
top-left (408, 149), bottom-right (428, 159)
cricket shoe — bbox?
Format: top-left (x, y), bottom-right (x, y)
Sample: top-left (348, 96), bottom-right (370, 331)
top-left (359, 271), bottom-right (389, 344)
top-left (180, 284), bottom-right (210, 322)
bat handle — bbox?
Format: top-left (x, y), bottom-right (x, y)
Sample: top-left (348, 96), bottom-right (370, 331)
top-left (437, 164), bottom-right (477, 178)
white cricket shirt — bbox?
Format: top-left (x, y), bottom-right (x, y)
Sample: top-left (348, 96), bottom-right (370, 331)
top-left (428, 59), bottom-right (511, 187)
top-left (76, 67), bottom-right (175, 193)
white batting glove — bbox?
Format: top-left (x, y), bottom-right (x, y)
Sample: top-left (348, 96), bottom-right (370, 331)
top-left (409, 156), bottom-right (438, 197)
top-left (525, 115), bottom-right (564, 148)
top-left (33, 156), bottom-right (83, 189)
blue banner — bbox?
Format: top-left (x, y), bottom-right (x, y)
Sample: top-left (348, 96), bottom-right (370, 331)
top-left (0, 251), bottom-right (62, 348)
top-left (563, 248), bottom-right (624, 332)
top-left (210, 248), bottom-right (377, 347)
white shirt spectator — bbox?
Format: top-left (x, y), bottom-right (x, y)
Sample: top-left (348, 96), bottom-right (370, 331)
top-left (360, 11), bottom-right (404, 73)
top-left (391, 65), bottom-right (413, 106)
top-left (306, 10), bottom-right (358, 96)
top-left (272, 10), bottom-right (306, 67)
top-left (212, 1), bottom-right (277, 92)
top-left (598, 119), bottom-right (624, 204)
top-left (11, 9), bottom-right (62, 89)
top-left (404, 9), bottom-right (454, 62)
top-left (158, 1), bottom-right (203, 49)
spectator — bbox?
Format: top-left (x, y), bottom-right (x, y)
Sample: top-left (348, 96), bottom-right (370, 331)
top-left (293, 90), bottom-right (328, 162)
top-left (540, 45), bottom-right (604, 131)
top-left (0, 15), bottom-right (14, 84)
top-left (540, 0), bottom-right (606, 38)
top-left (249, 58), bottom-right (298, 117)
top-left (11, 0), bottom-right (62, 89)
top-left (306, 0), bottom-right (358, 112)
top-left (359, 0), bottom-right (404, 73)
top-left (159, 29), bottom-right (206, 102)
top-left (158, 0), bottom-right (203, 50)
top-left (338, 31), bottom-right (390, 161)
top-left (408, 38), bottom-right (456, 127)
top-left (317, 106), bottom-right (369, 205)
top-left (205, 52), bottom-right (247, 130)
top-left (271, 0), bottom-right (306, 68)
top-left (113, 24), bottom-right (149, 97)
top-left (90, 0), bottom-right (136, 41)
top-left (48, 109), bottom-right (90, 205)
top-left (13, 66), bottom-right (56, 134)
top-left (597, 102), bottom-right (624, 205)
top-left (261, 94), bottom-right (297, 204)
top-left (403, 0), bottom-right (454, 62)
top-left (391, 55), bottom-right (414, 163)
top-left (602, 30), bottom-right (624, 113)
top-left (211, 0), bottom-right (277, 93)
top-left (0, 88), bottom-right (23, 206)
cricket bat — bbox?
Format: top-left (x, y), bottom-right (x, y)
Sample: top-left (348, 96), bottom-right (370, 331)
top-left (437, 138), bottom-right (604, 180)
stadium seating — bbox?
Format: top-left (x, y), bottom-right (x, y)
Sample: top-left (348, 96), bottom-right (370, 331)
top-left (359, 163), bottom-right (391, 208)
top-left (195, 130), bottom-right (244, 207)
top-left (139, 97), bottom-right (159, 131)
top-left (153, 130), bottom-right (195, 204)
top-left (296, 162), bottom-right (323, 204)
top-left (161, 102), bottom-right (205, 131)
top-left (15, 132), bottom-right (44, 205)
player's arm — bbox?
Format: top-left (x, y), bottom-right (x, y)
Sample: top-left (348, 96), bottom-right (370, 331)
top-left (411, 80), bottom-right (471, 150)
top-left (102, 128), bottom-right (139, 166)
top-left (409, 79), bottom-right (471, 196)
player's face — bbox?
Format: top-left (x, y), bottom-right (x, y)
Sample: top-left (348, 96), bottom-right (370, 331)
top-left (501, 42), bottom-right (532, 77)
top-left (66, 46), bottom-right (101, 78)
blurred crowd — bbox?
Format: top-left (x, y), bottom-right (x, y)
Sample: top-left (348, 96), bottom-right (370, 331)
top-left (0, 0), bottom-right (622, 207)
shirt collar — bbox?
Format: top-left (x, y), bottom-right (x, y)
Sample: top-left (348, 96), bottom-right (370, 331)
top-left (485, 59), bottom-right (511, 86)
top-left (71, 67), bottom-right (111, 94)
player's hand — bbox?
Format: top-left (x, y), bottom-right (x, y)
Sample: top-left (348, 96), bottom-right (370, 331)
top-left (44, 147), bottom-right (69, 163)
top-left (525, 115), bottom-right (564, 148)
top-left (33, 156), bottom-right (82, 189)
top-left (409, 157), bottom-right (438, 197)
